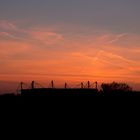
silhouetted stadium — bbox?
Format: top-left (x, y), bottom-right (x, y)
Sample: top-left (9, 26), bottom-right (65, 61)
top-left (18, 81), bottom-right (140, 97)
top-left (20, 81), bottom-right (99, 96)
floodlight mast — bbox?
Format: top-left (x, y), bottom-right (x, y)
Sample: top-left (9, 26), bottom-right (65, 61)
top-left (31, 81), bottom-right (35, 89)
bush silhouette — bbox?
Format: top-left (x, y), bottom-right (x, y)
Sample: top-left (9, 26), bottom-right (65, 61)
top-left (101, 82), bottom-right (132, 93)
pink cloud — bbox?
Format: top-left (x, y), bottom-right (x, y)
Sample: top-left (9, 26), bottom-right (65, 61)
top-left (29, 30), bottom-right (64, 45)
top-left (0, 20), bottom-right (17, 31)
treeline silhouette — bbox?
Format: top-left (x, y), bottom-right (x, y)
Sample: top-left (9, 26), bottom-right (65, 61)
top-left (1, 81), bottom-right (140, 97)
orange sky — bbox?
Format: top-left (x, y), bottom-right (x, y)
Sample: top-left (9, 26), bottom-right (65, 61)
top-left (0, 20), bottom-right (140, 92)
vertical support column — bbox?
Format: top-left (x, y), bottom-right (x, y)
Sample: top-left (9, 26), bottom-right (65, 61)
top-left (95, 81), bottom-right (98, 90)
top-left (65, 83), bottom-right (67, 89)
top-left (81, 82), bottom-right (84, 89)
top-left (51, 80), bottom-right (54, 89)
top-left (31, 81), bottom-right (35, 89)
top-left (88, 81), bottom-right (90, 89)
top-left (20, 82), bottom-right (23, 90)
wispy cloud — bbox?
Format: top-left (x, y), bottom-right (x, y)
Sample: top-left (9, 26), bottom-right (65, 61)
top-left (28, 30), bottom-right (64, 45)
top-left (0, 20), bottom-right (140, 85)
top-left (0, 20), bottom-right (17, 30)
top-left (108, 33), bottom-right (128, 44)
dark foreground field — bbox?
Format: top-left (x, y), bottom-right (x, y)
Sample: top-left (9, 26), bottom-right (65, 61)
top-left (1, 88), bottom-right (140, 97)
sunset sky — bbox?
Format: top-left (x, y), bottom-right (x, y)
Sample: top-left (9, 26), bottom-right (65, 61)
top-left (0, 0), bottom-right (140, 93)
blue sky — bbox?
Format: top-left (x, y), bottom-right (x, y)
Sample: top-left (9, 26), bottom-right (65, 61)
top-left (0, 0), bottom-right (140, 33)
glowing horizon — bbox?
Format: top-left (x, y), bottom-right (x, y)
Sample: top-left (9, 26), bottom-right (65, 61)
top-left (0, 21), bottom-right (140, 83)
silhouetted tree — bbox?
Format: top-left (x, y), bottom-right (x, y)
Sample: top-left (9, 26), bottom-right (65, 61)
top-left (101, 82), bottom-right (132, 93)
